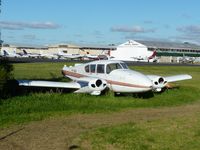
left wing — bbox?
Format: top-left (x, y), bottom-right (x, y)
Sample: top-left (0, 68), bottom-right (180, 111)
top-left (165, 74), bottom-right (192, 82)
top-left (147, 74), bottom-right (192, 92)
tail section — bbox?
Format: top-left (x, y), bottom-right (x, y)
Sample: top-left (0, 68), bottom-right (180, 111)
top-left (3, 50), bottom-right (9, 56)
top-left (148, 50), bottom-right (156, 60)
top-left (23, 49), bottom-right (28, 55)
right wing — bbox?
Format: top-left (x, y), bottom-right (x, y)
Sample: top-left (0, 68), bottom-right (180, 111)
top-left (18, 78), bottom-right (107, 95)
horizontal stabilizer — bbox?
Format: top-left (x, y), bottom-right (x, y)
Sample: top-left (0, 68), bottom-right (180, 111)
top-left (18, 80), bottom-right (80, 89)
top-left (165, 74), bottom-right (192, 83)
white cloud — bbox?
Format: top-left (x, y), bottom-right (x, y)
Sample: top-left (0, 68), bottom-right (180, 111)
top-left (176, 25), bottom-right (200, 44)
top-left (177, 25), bottom-right (200, 35)
top-left (0, 21), bottom-right (60, 30)
top-left (110, 25), bottom-right (156, 34)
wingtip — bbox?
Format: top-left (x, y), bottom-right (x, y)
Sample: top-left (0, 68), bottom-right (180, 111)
top-left (185, 74), bottom-right (192, 79)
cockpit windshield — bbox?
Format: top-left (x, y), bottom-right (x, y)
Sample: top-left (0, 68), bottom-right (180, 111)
top-left (106, 63), bottom-right (128, 74)
top-left (120, 63), bottom-right (129, 69)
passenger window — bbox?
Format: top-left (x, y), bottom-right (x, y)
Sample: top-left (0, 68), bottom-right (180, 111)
top-left (85, 65), bottom-right (89, 73)
top-left (90, 64), bottom-right (96, 73)
top-left (97, 64), bottom-right (105, 73)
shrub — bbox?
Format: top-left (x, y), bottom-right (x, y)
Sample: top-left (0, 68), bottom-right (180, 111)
top-left (0, 58), bottom-right (13, 98)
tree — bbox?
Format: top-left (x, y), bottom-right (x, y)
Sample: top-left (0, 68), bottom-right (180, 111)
top-left (0, 58), bottom-right (13, 98)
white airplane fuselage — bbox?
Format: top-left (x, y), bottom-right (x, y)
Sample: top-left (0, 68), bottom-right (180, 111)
top-left (62, 60), bottom-right (153, 93)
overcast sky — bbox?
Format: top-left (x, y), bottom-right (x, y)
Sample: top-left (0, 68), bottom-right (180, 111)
top-left (1, 0), bottom-right (200, 46)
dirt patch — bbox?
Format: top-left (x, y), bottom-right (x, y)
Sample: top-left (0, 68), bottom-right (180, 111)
top-left (1, 103), bottom-right (200, 150)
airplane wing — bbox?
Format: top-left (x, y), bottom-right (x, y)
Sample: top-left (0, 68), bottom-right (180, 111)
top-left (18, 78), bottom-right (107, 95)
top-left (165, 74), bottom-right (192, 83)
top-left (18, 80), bottom-right (80, 89)
top-left (147, 74), bottom-right (192, 92)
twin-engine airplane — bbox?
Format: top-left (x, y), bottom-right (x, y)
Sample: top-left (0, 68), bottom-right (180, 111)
top-left (18, 60), bottom-right (192, 95)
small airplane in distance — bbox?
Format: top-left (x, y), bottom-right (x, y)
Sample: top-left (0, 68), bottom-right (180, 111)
top-left (130, 50), bottom-right (157, 62)
top-left (84, 52), bottom-right (100, 60)
top-left (39, 51), bottom-right (57, 59)
top-left (22, 49), bottom-right (41, 58)
top-left (177, 54), bottom-right (195, 64)
top-left (18, 60), bottom-right (192, 96)
top-left (56, 50), bottom-right (83, 59)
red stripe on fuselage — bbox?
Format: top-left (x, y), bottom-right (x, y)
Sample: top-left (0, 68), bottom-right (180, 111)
top-left (106, 80), bottom-right (150, 88)
top-left (62, 70), bottom-right (85, 78)
top-left (62, 70), bottom-right (151, 89)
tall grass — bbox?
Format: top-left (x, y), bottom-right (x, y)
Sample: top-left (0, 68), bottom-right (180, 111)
top-left (1, 86), bottom-right (200, 127)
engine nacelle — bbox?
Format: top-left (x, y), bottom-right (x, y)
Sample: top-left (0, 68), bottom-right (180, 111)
top-left (75, 78), bottom-right (107, 95)
top-left (88, 78), bottom-right (107, 92)
top-left (147, 75), bottom-right (168, 92)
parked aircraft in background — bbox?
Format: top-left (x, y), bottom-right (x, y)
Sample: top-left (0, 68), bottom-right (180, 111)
top-left (177, 55), bottom-right (195, 64)
top-left (1, 50), bottom-right (20, 58)
top-left (39, 51), bottom-right (57, 59)
top-left (22, 49), bottom-right (41, 58)
top-left (130, 50), bottom-right (157, 62)
top-left (18, 60), bottom-right (192, 95)
top-left (194, 57), bottom-right (200, 63)
top-left (56, 50), bottom-right (83, 59)
top-left (84, 52), bottom-right (100, 60)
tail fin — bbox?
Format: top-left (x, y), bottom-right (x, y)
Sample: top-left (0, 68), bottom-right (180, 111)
top-left (13, 49), bottom-right (16, 54)
top-left (148, 50), bottom-right (156, 59)
top-left (23, 49), bottom-right (28, 55)
top-left (3, 50), bottom-right (9, 56)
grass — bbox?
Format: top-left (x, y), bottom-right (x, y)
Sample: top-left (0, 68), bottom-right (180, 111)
top-left (13, 62), bottom-right (74, 80)
top-left (0, 62), bottom-right (200, 128)
top-left (79, 113), bottom-right (200, 150)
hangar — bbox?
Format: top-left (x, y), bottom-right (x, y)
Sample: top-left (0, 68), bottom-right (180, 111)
top-left (110, 40), bottom-right (155, 62)
top-left (137, 40), bottom-right (200, 63)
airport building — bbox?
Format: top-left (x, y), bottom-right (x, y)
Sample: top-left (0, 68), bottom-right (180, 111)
top-left (0, 43), bottom-right (115, 59)
top-left (137, 40), bottom-right (200, 62)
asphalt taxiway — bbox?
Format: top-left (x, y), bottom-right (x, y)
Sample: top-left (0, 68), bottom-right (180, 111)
top-left (1, 57), bottom-right (200, 67)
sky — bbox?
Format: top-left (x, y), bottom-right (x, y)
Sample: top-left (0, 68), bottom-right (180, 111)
top-left (1, 0), bottom-right (200, 46)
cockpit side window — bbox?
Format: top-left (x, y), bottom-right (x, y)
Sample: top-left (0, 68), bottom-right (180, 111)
top-left (120, 63), bottom-right (129, 69)
top-left (85, 65), bottom-right (89, 73)
top-left (90, 64), bottom-right (96, 73)
top-left (106, 63), bottom-right (122, 74)
top-left (97, 64), bottom-right (105, 73)
top-left (116, 63), bottom-right (122, 69)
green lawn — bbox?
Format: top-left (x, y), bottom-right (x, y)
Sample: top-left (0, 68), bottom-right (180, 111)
top-left (0, 62), bottom-right (200, 128)
top-left (79, 115), bottom-right (200, 150)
